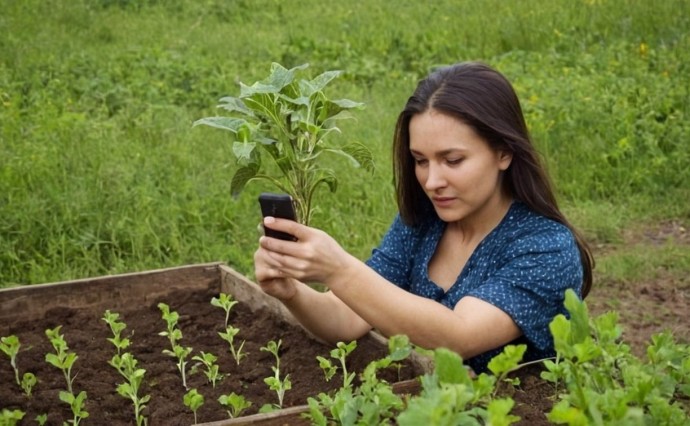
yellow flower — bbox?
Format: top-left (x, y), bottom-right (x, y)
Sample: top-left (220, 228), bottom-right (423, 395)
top-left (639, 42), bottom-right (648, 56)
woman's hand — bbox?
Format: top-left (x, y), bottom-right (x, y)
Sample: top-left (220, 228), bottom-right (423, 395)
top-left (256, 216), bottom-right (354, 285)
top-left (254, 240), bottom-right (299, 301)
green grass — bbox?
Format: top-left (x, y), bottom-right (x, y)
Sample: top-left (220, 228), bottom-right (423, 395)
top-left (1, 0), bottom-right (689, 286)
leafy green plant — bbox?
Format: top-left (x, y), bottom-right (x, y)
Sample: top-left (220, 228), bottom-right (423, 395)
top-left (0, 409), bottom-right (24, 426)
top-left (542, 289), bottom-right (690, 425)
top-left (218, 325), bottom-right (247, 365)
top-left (305, 334), bottom-right (411, 425)
top-left (260, 339), bottom-right (292, 409)
top-left (102, 310), bottom-right (131, 355)
top-left (158, 302), bottom-right (193, 389)
top-left (103, 312), bottom-right (150, 426)
top-left (194, 62), bottom-right (374, 225)
top-left (210, 293), bottom-right (238, 329)
top-left (183, 388), bottom-right (204, 425)
top-left (35, 413), bottom-right (48, 425)
top-left (44, 326), bottom-right (88, 425)
top-left (397, 346), bottom-right (520, 426)
top-left (316, 340), bottom-right (357, 388)
top-left (114, 353), bottom-right (150, 426)
top-left (44, 326), bottom-right (78, 395)
top-left (59, 390), bottom-right (89, 426)
top-left (191, 351), bottom-right (224, 388)
top-left (0, 335), bottom-right (37, 397)
top-left (218, 392), bottom-right (253, 419)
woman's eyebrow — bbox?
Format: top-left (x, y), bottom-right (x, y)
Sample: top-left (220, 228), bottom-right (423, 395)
top-left (410, 148), bottom-right (467, 156)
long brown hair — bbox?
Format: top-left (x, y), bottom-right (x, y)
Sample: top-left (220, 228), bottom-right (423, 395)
top-left (393, 62), bottom-right (594, 297)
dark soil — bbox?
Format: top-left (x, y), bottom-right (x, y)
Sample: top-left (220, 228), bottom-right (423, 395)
top-left (0, 286), bottom-right (424, 425)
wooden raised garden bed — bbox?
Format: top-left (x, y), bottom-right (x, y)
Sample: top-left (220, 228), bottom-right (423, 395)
top-left (0, 262), bottom-right (430, 425)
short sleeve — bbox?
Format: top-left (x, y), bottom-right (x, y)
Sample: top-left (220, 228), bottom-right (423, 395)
top-left (467, 226), bottom-right (583, 352)
top-left (365, 215), bottom-right (419, 290)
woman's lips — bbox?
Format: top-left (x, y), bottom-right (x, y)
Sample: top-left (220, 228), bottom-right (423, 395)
top-left (432, 197), bottom-right (456, 208)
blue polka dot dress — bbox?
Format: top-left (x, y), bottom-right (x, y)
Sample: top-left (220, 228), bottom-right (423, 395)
top-left (365, 202), bottom-right (583, 373)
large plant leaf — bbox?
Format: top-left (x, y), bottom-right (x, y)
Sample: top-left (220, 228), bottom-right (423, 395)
top-left (232, 141), bottom-right (256, 164)
top-left (300, 70), bottom-right (342, 97)
top-left (230, 163), bottom-right (259, 198)
top-left (240, 63), bottom-right (308, 97)
top-left (192, 117), bottom-right (247, 134)
top-left (327, 142), bottom-right (375, 172)
top-left (217, 96), bottom-right (255, 117)
top-left (312, 169), bottom-right (338, 193)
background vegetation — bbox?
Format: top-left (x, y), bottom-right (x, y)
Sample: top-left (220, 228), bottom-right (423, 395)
top-left (1, 0), bottom-right (688, 287)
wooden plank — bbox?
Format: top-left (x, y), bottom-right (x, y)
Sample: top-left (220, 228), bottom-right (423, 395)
top-left (0, 262), bottom-right (222, 329)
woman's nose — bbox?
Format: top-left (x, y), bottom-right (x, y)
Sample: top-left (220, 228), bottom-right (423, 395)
top-left (424, 163), bottom-right (446, 190)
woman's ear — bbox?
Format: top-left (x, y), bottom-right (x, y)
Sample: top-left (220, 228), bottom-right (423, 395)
top-left (498, 149), bottom-right (513, 171)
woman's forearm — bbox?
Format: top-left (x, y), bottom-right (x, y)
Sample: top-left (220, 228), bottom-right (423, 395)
top-left (281, 278), bottom-right (372, 343)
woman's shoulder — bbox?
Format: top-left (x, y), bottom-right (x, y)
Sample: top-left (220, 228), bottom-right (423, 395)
top-left (498, 202), bottom-right (577, 250)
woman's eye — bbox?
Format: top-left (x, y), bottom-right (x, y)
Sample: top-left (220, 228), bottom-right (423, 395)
top-left (446, 158), bottom-right (463, 165)
top-left (414, 158), bottom-right (428, 166)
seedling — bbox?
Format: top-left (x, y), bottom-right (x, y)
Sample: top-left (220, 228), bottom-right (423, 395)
top-left (1, 335), bottom-right (37, 396)
top-left (192, 351), bottom-right (224, 388)
top-left (45, 326), bottom-right (78, 394)
top-left (210, 293), bottom-right (238, 329)
top-left (316, 340), bottom-right (357, 388)
top-left (218, 392), bottom-right (252, 418)
top-left (59, 390), bottom-right (89, 425)
top-left (102, 310), bottom-right (130, 355)
top-left (487, 344), bottom-right (527, 395)
top-left (158, 303), bottom-right (193, 389)
top-left (183, 388), bottom-right (204, 425)
top-left (157, 302), bottom-right (182, 349)
top-left (35, 414), bottom-right (48, 425)
top-left (21, 372), bottom-right (37, 397)
top-left (114, 353), bottom-right (151, 426)
top-left (260, 339), bottom-right (291, 409)
top-left (0, 335), bottom-right (22, 387)
top-left (306, 337), bottom-right (408, 425)
top-left (0, 409), bottom-right (24, 425)
top-left (102, 310), bottom-right (150, 426)
top-left (218, 325), bottom-right (247, 365)
top-left (194, 62), bottom-right (374, 225)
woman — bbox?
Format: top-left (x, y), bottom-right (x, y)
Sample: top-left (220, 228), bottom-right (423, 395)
top-left (254, 61), bottom-right (594, 372)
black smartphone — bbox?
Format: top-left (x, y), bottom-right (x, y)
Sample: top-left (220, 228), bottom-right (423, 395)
top-left (258, 193), bottom-right (298, 241)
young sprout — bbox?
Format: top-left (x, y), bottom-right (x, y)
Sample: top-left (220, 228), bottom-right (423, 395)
top-left (158, 303), bottom-right (192, 389)
top-left (59, 390), bottom-right (89, 425)
top-left (218, 325), bottom-right (247, 365)
top-left (183, 388), bottom-right (205, 425)
top-left (192, 351), bottom-right (224, 388)
top-left (260, 339), bottom-right (291, 409)
top-left (157, 303), bottom-right (182, 349)
top-left (103, 310), bottom-right (150, 426)
top-left (0, 335), bottom-right (22, 387)
top-left (45, 326), bottom-right (78, 394)
top-left (114, 353), bottom-right (151, 426)
top-left (0, 335), bottom-right (37, 397)
top-left (35, 414), bottom-right (48, 425)
top-left (0, 408), bottom-right (24, 425)
top-left (102, 310), bottom-right (130, 355)
top-left (218, 392), bottom-right (252, 418)
top-left (316, 341), bottom-right (357, 388)
top-left (21, 372), bottom-right (37, 397)
top-left (210, 293), bottom-right (238, 329)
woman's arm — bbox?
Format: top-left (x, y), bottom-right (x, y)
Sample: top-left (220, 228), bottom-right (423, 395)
top-left (257, 217), bottom-right (521, 360)
top-left (254, 247), bottom-right (372, 343)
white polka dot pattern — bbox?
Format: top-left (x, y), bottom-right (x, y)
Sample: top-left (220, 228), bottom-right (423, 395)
top-left (365, 202), bottom-right (583, 372)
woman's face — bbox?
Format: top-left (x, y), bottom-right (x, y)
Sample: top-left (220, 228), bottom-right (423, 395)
top-left (409, 109), bottom-right (512, 224)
